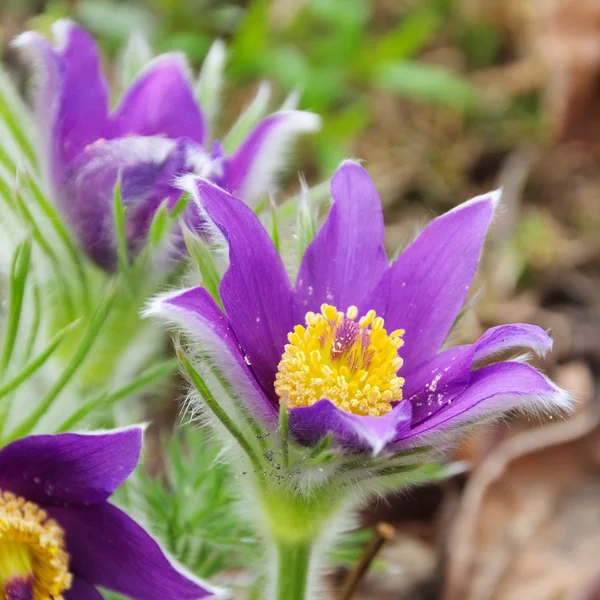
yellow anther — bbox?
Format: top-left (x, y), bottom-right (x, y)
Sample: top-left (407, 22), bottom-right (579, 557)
top-left (359, 310), bottom-right (376, 328)
top-left (275, 304), bottom-right (405, 417)
top-left (372, 317), bottom-right (384, 330)
top-left (322, 304), bottom-right (338, 322)
top-left (0, 490), bottom-right (72, 599)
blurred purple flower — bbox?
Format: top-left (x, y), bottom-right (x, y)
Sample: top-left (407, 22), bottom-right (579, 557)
top-left (15, 21), bottom-right (319, 270)
top-left (148, 162), bottom-right (570, 456)
top-left (0, 426), bottom-right (221, 599)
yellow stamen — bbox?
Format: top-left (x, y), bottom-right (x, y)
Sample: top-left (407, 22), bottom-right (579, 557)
top-left (0, 490), bottom-right (72, 599)
top-left (275, 304), bottom-right (405, 416)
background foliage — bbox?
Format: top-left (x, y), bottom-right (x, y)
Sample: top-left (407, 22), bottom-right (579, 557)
top-left (3, 0), bottom-right (600, 598)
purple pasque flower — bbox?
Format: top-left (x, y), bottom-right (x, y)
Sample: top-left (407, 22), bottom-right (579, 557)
top-left (147, 161), bottom-right (570, 456)
top-left (14, 21), bottom-right (319, 271)
top-left (0, 427), bottom-right (221, 599)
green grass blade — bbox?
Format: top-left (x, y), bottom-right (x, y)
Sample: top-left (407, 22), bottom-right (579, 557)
top-left (183, 229), bottom-right (223, 309)
top-left (195, 39), bottom-right (227, 133)
top-left (24, 172), bottom-right (91, 310)
top-left (0, 319), bottom-right (80, 402)
top-left (0, 238), bottom-right (33, 375)
top-left (113, 176), bottom-right (130, 272)
top-left (7, 287), bottom-right (118, 440)
top-left (178, 349), bottom-right (263, 474)
top-left (222, 82), bottom-right (271, 154)
top-left (56, 358), bottom-right (178, 432)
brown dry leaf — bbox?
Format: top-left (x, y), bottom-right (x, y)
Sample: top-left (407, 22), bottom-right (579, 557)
top-left (463, 0), bottom-right (600, 142)
top-left (443, 409), bottom-right (600, 600)
top-left (534, 0), bottom-right (600, 142)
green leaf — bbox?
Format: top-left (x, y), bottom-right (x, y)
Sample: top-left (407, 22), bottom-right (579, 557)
top-left (183, 229), bottom-right (223, 309)
top-left (12, 188), bottom-right (77, 321)
top-left (278, 179), bottom-right (330, 223)
top-left (269, 197), bottom-right (281, 254)
top-left (7, 286), bottom-right (118, 441)
top-left (0, 68), bottom-right (37, 169)
top-left (278, 397), bottom-right (289, 469)
top-left (168, 191), bottom-right (191, 222)
top-left (76, 0), bottom-right (157, 43)
top-left (23, 171), bottom-right (91, 309)
top-left (376, 62), bottom-right (479, 112)
top-left (22, 284), bottom-right (42, 363)
top-left (178, 348), bottom-right (262, 473)
top-left (131, 425), bottom-right (254, 578)
top-left (222, 82), bottom-right (271, 154)
top-left (148, 200), bottom-right (171, 246)
top-left (228, 0), bottom-right (271, 75)
top-left (358, 4), bottom-right (441, 75)
top-left (0, 238), bottom-right (33, 375)
top-left (56, 358), bottom-right (178, 431)
top-left (295, 179), bottom-right (317, 261)
top-left (113, 176), bottom-right (130, 271)
top-left (0, 319), bottom-right (81, 402)
top-left (195, 39), bottom-right (227, 132)
top-left (118, 31), bottom-right (154, 89)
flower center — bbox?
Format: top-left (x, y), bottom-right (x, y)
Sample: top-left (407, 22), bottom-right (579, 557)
top-left (0, 490), bottom-right (72, 600)
top-left (275, 304), bottom-right (405, 416)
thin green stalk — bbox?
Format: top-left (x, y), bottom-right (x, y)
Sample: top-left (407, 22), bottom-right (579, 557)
top-left (14, 190), bottom-right (76, 319)
top-left (309, 433), bottom-right (334, 459)
top-left (183, 230), bottom-right (223, 309)
top-left (56, 358), bottom-right (178, 432)
top-left (113, 176), bottom-right (129, 272)
top-left (0, 91), bottom-right (37, 168)
top-left (22, 284), bottom-right (41, 362)
top-left (0, 239), bottom-right (33, 375)
top-left (25, 173), bottom-right (91, 311)
top-left (270, 198), bottom-right (281, 253)
top-left (178, 349), bottom-right (263, 474)
top-left (195, 347), bottom-right (268, 456)
top-left (0, 320), bottom-right (80, 401)
top-left (274, 541), bottom-right (313, 600)
top-left (222, 83), bottom-right (270, 154)
top-left (280, 179), bottom-right (330, 222)
top-left (279, 398), bottom-right (289, 469)
top-left (7, 288), bottom-right (117, 440)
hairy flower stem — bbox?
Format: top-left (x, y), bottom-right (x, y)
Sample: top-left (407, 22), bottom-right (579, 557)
top-left (258, 481), bottom-right (351, 600)
top-left (275, 540), bottom-right (313, 600)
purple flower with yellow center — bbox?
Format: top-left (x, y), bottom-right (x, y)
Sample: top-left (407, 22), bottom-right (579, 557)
top-left (14, 21), bottom-right (319, 271)
top-left (148, 161), bottom-right (569, 456)
top-left (0, 427), bottom-right (220, 599)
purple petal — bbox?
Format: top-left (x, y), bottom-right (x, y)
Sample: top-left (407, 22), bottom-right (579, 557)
top-left (51, 503), bottom-right (220, 599)
top-left (289, 400), bottom-right (412, 455)
top-left (65, 579), bottom-right (103, 600)
top-left (295, 161), bottom-right (389, 316)
top-left (365, 191), bottom-right (500, 369)
top-left (145, 286), bottom-right (278, 423)
top-left (404, 323), bottom-right (554, 425)
top-left (0, 427), bottom-right (142, 506)
top-left (195, 178), bottom-right (294, 399)
top-left (404, 345), bottom-right (473, 425)
top-left (397, 362), bottom-right (570, 444)
top-left (472, 323), bottom-right (552, 362)
top-left (224, 111), bottom-right (320, 206)
top-left (60, 136), bottom-right (197, 270)
top-left (111, 54), bottom-right (205, 145)
top-left (51, 21), bottom-right (109, 166)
